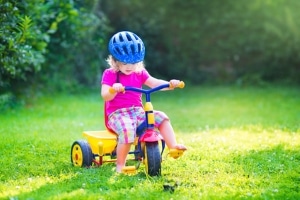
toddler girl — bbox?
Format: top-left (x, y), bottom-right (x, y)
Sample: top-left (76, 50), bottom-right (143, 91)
top-left (101, 31), bottom-right (187, 173)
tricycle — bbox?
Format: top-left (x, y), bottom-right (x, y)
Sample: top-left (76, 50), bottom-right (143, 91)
top-left (70, 82), bottom-right (185, 176)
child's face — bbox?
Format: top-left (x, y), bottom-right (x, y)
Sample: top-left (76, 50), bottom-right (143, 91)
top-left (117, 62), bottom-right (138, 75)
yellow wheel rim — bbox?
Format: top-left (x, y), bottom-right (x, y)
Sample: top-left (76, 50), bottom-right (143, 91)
top-left (72, 144), bottom-right (83, 167)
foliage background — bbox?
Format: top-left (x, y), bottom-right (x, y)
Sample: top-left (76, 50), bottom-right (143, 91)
top-left (1, 0), bottom-right (300, 107)
top-left (102, 0), bottom-right (300, 85)
top-left (0, 0), bottom-right (109, 96)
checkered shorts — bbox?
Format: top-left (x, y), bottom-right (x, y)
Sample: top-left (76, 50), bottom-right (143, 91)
top-left (107, 107), bottom-right (168, 144)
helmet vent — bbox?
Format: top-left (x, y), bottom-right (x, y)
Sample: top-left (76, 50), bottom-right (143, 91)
top-left (133, 34), bottom-right (139, 40)
top-left (130, 44), bottom-right (135, 53)
top-left (126, 33), bottom-right (132, 41)
top-left (123, 46), bottom-right (128, 55)
top-left (115, 47), bottom-right (122, 55)
top-left (119, 34), bottom-right (124, 42)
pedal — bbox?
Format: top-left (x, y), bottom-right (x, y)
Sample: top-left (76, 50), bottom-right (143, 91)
top-left (121, 166), bottom-right (137, 175)
top-left (169, 149), bottom-right (185, 159)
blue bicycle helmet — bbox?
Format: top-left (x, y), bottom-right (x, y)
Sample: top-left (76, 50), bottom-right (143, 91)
top-left (108, 31), bottom-right (145, 64)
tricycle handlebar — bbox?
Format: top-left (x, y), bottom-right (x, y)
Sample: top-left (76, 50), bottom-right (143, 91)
top-left (109, 81), bottom-right (185, 94)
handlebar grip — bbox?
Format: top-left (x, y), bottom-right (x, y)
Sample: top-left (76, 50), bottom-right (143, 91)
top-left (178, 81), bottom-right (185, 88)
top-left (109, 87), bottom-right (125, 94)
top-left (109, 87), bottom-right (116, 94)
top-left (171, 81), bottom-right (185, 89)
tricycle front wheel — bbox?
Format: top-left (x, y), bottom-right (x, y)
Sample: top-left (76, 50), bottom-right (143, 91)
top-left (144, 142), bottom-right (161, 176)
top-left (71, 140), bottom-right (93, 167)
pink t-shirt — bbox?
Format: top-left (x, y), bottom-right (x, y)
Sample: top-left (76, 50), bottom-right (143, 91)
top-left (101, 68), bottom-right (150, 116)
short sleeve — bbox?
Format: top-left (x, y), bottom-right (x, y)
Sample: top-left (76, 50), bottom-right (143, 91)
top-left (141, 69), bottom-right (150, 83)
top-left (101, 69), bottom-right (116, 86)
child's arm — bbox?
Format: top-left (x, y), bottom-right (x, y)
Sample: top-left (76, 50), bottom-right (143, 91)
top-left (144, 76), bottom-right (181, 90)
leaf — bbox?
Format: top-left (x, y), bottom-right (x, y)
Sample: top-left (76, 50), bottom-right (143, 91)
top-left (48, 22), bottom-right (58, 34)
top-left (17, 15), bottom-right (33, 43)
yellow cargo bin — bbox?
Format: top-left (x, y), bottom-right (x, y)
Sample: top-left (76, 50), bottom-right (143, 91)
top-left (83, 130), bottom-right (117, 155)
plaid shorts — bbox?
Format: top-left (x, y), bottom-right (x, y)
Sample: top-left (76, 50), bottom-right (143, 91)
top-left (107, 107), bottom-right (168, 144)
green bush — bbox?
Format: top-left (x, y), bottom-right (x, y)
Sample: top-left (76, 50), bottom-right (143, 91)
top-left (38, 0), bottom-right (110, 92)
top-left (0, 0), bottom-right (47, 92)
top-left (0, 0), bottom-right (110, 98)
top-left (0, 92), bottom-right (15, 111)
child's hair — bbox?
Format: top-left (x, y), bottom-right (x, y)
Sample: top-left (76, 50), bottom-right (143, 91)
top-left (106, 55), bottom-right (145, 72)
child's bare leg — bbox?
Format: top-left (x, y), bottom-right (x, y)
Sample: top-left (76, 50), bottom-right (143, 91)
top-left (116, 143), bottom-right (132, 172)
top-left (159, 120), bottom-right (186, 150)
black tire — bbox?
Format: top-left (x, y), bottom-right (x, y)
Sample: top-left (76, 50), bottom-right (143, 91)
top-left (71, 140), bottom-right (93, 167)
top-left (144, 142), bottom-right (161, 176)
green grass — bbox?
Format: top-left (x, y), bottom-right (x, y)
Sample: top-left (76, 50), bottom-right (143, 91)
top-left (0, 85), bottom-right (299, 200)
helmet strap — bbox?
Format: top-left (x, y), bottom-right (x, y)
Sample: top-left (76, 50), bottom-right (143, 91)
top-left (116, 71), bottom-right (121, 83)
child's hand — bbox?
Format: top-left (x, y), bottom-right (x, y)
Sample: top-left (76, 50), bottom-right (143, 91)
top-left (169, 79), bottom-right (181, 88)
top-left (112, 83), bottom-right (124, 93)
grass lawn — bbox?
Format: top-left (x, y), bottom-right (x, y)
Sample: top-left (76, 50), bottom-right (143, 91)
top-left (0, 85), bottom-right (299, 200)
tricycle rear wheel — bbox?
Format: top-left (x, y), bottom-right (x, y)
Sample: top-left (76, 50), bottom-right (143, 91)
top-left (144, 142), bottom-right (161, 176)
top-left (71, 140), bottom-right (93, 167)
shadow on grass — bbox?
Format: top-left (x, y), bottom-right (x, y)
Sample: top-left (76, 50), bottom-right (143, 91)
top-left (233, 145), bottom-right (300, 199)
